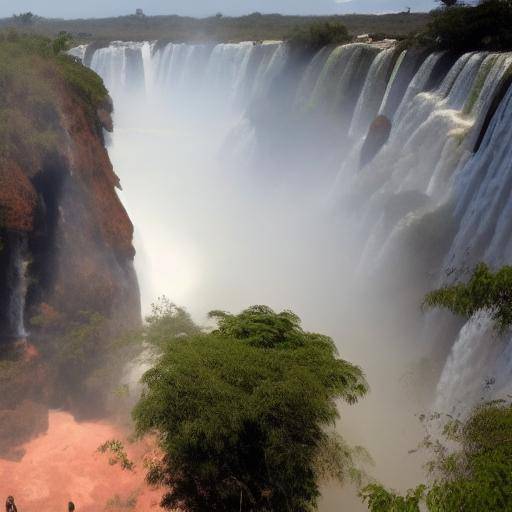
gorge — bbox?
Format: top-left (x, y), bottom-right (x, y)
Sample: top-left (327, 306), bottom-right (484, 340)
top-left (81, 39), bottom-right (512, 412)
top-left (78, 39), bottom-right (512, 508)
top-left (2, 27), bottom-right (512, 511)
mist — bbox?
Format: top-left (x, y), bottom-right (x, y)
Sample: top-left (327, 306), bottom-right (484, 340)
top-left (77, 34), bottom-right (512, 508)
top-left (81, 41), bottom-right (449, 510)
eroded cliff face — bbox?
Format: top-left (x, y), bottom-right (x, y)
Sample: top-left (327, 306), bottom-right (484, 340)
top-left (0, 88), bottom-right (139, 342)
top-left (0, 40), bottom-right (140, 454)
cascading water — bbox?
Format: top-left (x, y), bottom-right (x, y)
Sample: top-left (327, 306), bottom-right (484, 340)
top-left (82, 40), bottom-right (512, 507)
top-left (84, 38), bottom-right (512, 404)
top-left (4, 233), bottom-right (29, 341)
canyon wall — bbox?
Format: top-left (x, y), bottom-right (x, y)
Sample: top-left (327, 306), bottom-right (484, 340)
top-left (0, 41), bottom-right (140, 454)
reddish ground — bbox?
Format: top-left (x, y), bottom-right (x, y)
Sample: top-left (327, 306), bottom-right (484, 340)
top-left (0, 411), bottom-right (163, 512)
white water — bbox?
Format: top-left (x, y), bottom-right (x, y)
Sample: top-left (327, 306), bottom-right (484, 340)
top-left (7, 234), bottom-right (29, 340)
top-left (83, 40), bottom-right (512, 507)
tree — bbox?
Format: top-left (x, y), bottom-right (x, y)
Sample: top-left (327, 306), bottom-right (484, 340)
top-left (133, 305), bottom-right (368, 511)
top-left (361, 401), bottom-right (512, 511)
top-left (12, 12), bottom-right (41, 26)
top-left (13, 12), bottom-right (37, 25)
top-left (52, 31), bottom-right (73, 55)
top-left (287, 22), bottom-right (351, 51)
top-left (423, 263), bottom-right (512, 331)
top-left (436, 0), bottom-right (458, 7)
top-left (427, 0), bottom-right (512, 51)
top-left (144, 295), bottom-right (202, 350)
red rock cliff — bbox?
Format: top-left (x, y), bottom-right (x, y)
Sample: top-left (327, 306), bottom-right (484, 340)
top-left (0, 40), bottom-right (140, 452)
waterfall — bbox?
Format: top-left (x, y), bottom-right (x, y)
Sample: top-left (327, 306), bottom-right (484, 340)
top-left (349, 47), bottom-right (397, 137)
top-left (434, 311), bottom-right (512, 414)
top-left (82, 40), bottom-right (512, 412)
top-left (6, 233), bottom-right (29, 340)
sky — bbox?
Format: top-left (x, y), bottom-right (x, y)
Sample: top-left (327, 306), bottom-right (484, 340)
top-left (0, 0), bottom-right (437, 19)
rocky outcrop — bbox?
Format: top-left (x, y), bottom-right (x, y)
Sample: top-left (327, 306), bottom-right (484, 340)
top-left (360, 115), bottom-right (392, 168)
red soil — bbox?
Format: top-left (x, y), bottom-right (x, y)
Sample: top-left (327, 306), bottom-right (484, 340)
top-left (0, 411), bottom-right (163, 512)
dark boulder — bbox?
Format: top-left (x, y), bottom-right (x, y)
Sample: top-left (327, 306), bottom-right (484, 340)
top-left (360, 115), bottom-right (392, 169)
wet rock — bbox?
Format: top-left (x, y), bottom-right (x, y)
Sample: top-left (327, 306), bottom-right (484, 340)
top-left (360, 114), bottom-right (392, 169)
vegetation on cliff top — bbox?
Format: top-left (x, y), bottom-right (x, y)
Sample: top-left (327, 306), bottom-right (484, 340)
top-left (428, 0), bottom-right (512, 52)
top-left (0, 12), bottom-right (431, 44)
top-left (134, 303), bottom-right (368, 511)
top-left (0, 32), bottom-right (107, 166)
top-left (399, 0), bottom-right (512, 52)
top-left (287, 22), bottom-right (351, 51)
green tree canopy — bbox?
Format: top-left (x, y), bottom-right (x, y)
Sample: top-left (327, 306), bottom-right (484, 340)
top-left (144, 296), bottom-right (202, 350)
top-left (287, 22), bottom-right (351, 51)
top-left (423, 263), bottom-right (512, 331)
top-left (427, 0), bottom-right (512, 51)
top-left (133, 305), bottom-right (368, 511)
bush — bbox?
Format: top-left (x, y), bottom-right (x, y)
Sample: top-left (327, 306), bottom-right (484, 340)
top-left (134, 305), bottom-right (368, 511)
top-left (423, 263), bottom-right (512, 331)
top-left (427, 0), bottom-right (512, 52)
top-left (361, 400), bottom-right (512, 511)
top-left (287, 22), bottom-right (351, 51)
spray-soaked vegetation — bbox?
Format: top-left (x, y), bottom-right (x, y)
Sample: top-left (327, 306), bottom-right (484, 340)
top-left (133, 304), bottom-right (368, 511)
top-left (423, 263), bottom-right (512, 331)
top-left (362, 265), bottom-right (512, 511)
top-left (361, 400), bottom-right (512, 511)
top-left (287, 22), bottom-right (351, 51)
top-left (30, 308), bottom-right (141, 416)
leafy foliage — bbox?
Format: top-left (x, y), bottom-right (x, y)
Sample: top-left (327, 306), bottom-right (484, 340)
top-left (133, 305), bottom-right (368, 511)
top-left (98, 439), bottom-right (135, 471)
top-left (423, 263), bottom-right (512, 331)
top-left (427, 0), bottom-right (512, 52)
top-left (210, 305), bottom-right (317, 349)
top-left (361, 484), bottom-right (426, 512)
top-left (361, 401), bottom-right (512, 511)
top-left (12, 12), bottom-right (39, 26)
top-left (31, 308), bottom-right (141, 415)
top-left (287, 22), bottom-right (351, 51)
top-left (144, 296), bottom-right (201, 351)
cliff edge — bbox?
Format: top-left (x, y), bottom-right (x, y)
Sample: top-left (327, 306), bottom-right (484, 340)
top-left (0, 34), bottom-right (140, 454)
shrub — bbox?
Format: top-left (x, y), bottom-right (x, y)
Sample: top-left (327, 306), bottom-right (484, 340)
top-left (427, 0), bottom-right (512, 52)
top-left (423, 263), bottom-right (512, 331)
top-left (287, 22), bottom-right (351, 51)
top-left (361, 401), bottom-right (512, 511)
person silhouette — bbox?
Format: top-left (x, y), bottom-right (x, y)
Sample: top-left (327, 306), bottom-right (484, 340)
top-left (5, 496), bottom-right (17, 512)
